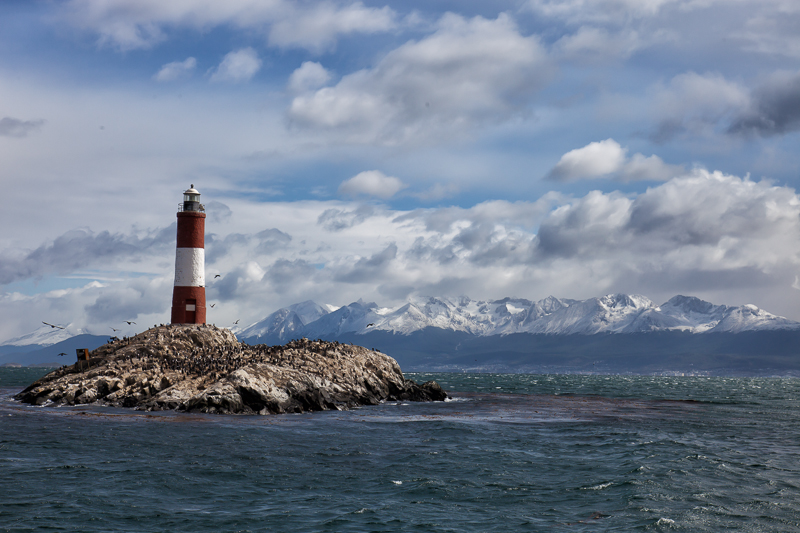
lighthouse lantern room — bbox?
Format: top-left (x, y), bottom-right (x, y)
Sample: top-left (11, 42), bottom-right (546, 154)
top-left (171, 185), bottom-right (206, 325)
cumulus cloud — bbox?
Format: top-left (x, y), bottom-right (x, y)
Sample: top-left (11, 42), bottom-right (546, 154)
top-left (728, 70), bottom-right (800, 136)
top-left (0, 117), bottom-right (45, 138)
top-left (287, 13), bottom-right (552, 144)
top-left (338, 170), bottom-right (406, 199)
top-left (62, 0), bottom-right (397, 52)
top-left (288, 61), bottom-right (332, 94)
top-left (154, 57), bottom-right (197, 81)
top-left (546, 139), bottom-right (682, 181)
top-left (209, 48), bottom-right (261, 83)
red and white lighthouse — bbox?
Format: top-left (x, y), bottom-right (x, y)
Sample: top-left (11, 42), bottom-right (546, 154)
top-left (171, 185), bottom-right (206, 325)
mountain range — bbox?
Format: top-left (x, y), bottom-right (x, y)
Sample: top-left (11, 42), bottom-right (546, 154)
top-left (237, 294), bottom-right (800, 343)
top-left (3, 294), bottom-right (799, 374)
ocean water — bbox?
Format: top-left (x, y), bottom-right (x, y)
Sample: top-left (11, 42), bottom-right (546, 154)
top-left (1, 368), bottom-right (799, 532)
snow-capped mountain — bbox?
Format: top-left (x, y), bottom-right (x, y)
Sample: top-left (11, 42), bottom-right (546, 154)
top-left (237, 300), bottom-right (335, 341)
top-left (239, 294), bottom-right (800, 343)
top-left (4, 324), bottom-right (85, 347)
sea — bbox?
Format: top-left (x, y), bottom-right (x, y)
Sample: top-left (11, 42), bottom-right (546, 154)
top-left (1, 368), bottom-right (799, 532)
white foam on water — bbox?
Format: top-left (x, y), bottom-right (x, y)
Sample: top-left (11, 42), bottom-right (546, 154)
top-left (583, 482), bottom-right (613, 490)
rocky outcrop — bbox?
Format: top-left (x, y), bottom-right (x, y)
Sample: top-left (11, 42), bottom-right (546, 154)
top-left (14, 324), bottom-right (446, 414)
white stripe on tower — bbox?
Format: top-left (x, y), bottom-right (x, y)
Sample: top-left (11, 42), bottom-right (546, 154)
top-left (174, 248), bottom-right (205, 287)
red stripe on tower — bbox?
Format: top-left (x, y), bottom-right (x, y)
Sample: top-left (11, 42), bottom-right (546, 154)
top-left (171, 185), bottom-right (206, 325)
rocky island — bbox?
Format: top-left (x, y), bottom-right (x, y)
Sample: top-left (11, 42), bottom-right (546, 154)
top-left (15, 324), bottom-right (446, 414)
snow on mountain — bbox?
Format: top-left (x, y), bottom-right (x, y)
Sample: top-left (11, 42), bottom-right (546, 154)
top-left (237, 300), bottom-right (331, 341)
top-left (240, 294), bottom-right (800, 342)
top-left (4, 324), bottom-right (85, 346)
top-left (301, 300), bottom-right (383, 339)
top-left (713, 304), bottom-right (800, 333)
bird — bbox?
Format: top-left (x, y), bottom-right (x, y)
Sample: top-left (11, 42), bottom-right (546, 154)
top-left (57, 352), bottom-right (67, 357)
top-left (367, 323), bottom-right (375, 327)
top-left (214, 274), bottom-right (221, 278)
top-left (233, 319), bottom-right (240, 325)
top-left (125, 321), bottom-right (136, 325)
top-left (42, 321), bottom-right (65, 330)
top-left (210, 304), bottom-right (216, 308)
top-left (110, 327), bottom-right (119, 332)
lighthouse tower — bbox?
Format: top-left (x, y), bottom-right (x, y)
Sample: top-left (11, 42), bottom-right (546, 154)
top-left (171, 185), bottom-right (206, 325)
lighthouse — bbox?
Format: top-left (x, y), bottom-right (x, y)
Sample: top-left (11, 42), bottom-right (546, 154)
top-left (171, 185), bottom-right (206, 325)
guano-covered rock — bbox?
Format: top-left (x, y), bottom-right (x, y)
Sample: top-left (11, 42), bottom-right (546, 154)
top-left (14, 324), bottom-right (446, 414)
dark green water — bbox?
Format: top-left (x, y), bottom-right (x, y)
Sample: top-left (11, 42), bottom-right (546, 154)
top-left (1, 368), bottom-right (799, 531)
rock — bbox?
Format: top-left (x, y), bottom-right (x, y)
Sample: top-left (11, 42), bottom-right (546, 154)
top-left (15, 324), bottom-right (446, 415)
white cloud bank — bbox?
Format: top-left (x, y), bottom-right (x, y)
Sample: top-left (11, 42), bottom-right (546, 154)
top-left (287, 13), bottom-right (552, 144)
top-left (2, 169), bottom-right (800, 341)
top-left (547, 139), bottom-right (683, 181)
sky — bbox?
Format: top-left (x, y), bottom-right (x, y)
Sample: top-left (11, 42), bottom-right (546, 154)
top-left (2, 0), bottom-right (800, 341)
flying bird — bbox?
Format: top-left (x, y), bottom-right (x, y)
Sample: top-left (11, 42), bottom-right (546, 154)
top-left (110, 327), bottom-right (119, 332)
top-left (214, 274), bottom-right (221, 278)
top-left (57, 352), bottom-right (67, 357)
top-left (233, 319), bottom-right (240, 325)
top-left (42, 321), bottom-right (65, 330)
top-left (367, 323), bottom-right (375, 327)
top-left (210, 304), bottom-right (216, 308)
top-left (125, 321), bottom-right (136, 325)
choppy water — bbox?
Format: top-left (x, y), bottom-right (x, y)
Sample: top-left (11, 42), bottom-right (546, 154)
top-left (1, 368), bottom-right (799, 532)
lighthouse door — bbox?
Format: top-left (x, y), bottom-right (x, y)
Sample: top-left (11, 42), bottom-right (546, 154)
top-left (185, 299), bottom-right (197, 323)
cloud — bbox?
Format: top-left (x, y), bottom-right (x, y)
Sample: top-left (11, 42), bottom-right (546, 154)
top-left (204, 201), bottom-right (233, 224)
top-left (154, 57), bottom-right (197, 81)
top-left (287, 13), bottom-right (552, 144)
top-left (288, 61), bottom-right (332, 94)
top-left (4, 172), bottom-right (800, 340)
top-left (728, 70), bottom-right (800, 136)
top-left (737, 7), bottom-right (800, 58)
top-left (62, 0), bottom-right (397, 52)
top-left (0, 227), bottom-right (174, 286)
top-left (546, 139), bottom-right (682, 181)
top-left (536, 169), bottom-right (800, 263)
top-left (84, 277), bottom-right (168, 323)
top-left (335, 243), bottom-right (398, 283)
top-left (338, 170), bottom-right (406, 199)
top-left (317, 205), bottom-right (376, 231)
top-left (268, 2), bottom-right (396, 52)
top-left (526, 0), bottom-right (681, 23)
top-left (0, 117), bottom-right (45, 138)
top-left (650, 72), bottom-right (750, 142)
top-left (209, 48), bottom-right (261, 83)
top-left (553, 26), bottom-right (645, 61)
